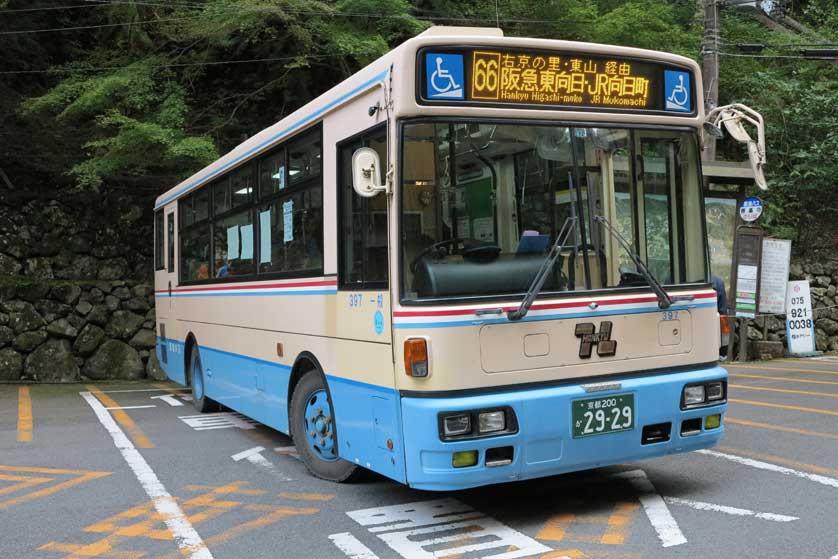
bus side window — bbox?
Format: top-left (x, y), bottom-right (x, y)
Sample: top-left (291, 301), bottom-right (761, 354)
top-left (155, 211), bottom-right (165, 271)
top-left (338, 126), bottom-right (388, 289)
top-left (167, 212), bottom-right (175, 274)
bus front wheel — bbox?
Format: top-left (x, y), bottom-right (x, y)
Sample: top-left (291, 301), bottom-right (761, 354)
top-left (188, 344), bottom-right (219, 413)
top-left (290, 371), bottom-right (359, 482)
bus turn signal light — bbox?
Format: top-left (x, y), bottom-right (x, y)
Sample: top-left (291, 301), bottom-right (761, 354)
top-left (404, 338), bottom-right (429, 377)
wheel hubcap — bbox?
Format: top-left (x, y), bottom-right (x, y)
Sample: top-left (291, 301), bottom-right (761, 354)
top-left (303, 390), bottom-right (337, 461)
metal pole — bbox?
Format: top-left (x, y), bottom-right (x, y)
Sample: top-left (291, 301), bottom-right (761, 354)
top-left (701, 0), bottom-right (720, 161)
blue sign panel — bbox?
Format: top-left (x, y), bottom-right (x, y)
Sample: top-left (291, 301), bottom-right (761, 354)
top-left (425, 53), bottom-right (464, 100)
top-left (664, 70), bottom-right (691, 113)
top-left (740, 196), bottom-right (763, 222)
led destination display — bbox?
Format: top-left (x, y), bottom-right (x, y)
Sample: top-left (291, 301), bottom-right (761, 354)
top-left (419, 47), bottom-right (694, 114)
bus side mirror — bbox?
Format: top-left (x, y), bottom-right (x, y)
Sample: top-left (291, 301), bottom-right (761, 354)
top-left (352, 147), bottom-right (389, 197)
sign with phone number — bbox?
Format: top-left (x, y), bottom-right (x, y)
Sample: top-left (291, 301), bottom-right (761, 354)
top-left (785, 280), bottom-right (816, 355)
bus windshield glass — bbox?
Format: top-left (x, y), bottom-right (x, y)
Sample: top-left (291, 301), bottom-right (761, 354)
top-left (401, 121), bottom-right (708, 302)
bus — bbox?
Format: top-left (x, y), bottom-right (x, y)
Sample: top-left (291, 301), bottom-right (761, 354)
top-left (154, 26), bottom-right (750, 491)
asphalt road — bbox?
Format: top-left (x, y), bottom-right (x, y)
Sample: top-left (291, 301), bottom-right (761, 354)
top-left (1, 357), bottom-right (837, 559)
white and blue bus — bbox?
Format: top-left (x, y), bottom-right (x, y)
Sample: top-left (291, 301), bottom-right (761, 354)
top-left (154, 26), bottom-right (737, 491)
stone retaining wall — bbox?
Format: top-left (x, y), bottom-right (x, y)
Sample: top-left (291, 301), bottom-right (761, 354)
top-left (0, 279), bottom-right (165, 382)
top-left (0, 191), bottom-right (162, 381)
top-left (746, 257), bottom-right (838, 353)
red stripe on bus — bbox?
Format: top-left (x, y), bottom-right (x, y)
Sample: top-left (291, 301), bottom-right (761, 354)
top-left (154, 279), bottom-right (337, 294)
top-left (393, 291), bottom-right (716, 317)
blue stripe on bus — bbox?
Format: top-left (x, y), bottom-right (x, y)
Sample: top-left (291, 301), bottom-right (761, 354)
top-left (393, 301), bottom-right (717, 329)
top-left (155, 69), bottom-right (391, 209)
top-left (158, 289), bottom-right (338, 298)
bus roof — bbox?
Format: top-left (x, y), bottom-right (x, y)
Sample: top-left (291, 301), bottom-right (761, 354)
top-left (156, 26), bottom-right (702, 209)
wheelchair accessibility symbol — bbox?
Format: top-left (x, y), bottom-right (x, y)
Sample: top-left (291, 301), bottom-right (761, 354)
top-left (425, 53), bottom-right (464, 100)
top-left (664, 70), bottom-right (691, 112)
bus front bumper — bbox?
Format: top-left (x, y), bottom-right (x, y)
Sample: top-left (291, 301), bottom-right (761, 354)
top-left (400, 365), bottom-right (727, 491)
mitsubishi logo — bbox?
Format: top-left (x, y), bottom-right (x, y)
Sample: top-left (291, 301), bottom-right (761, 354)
top-left (574, 321), bottom-right (617, 359)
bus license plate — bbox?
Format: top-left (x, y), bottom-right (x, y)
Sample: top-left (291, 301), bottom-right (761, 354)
top-left (572, 394), bottom-right (635, 438)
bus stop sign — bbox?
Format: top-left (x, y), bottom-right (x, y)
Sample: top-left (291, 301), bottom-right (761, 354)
top-left (740, 196), bottom-right (763, 222)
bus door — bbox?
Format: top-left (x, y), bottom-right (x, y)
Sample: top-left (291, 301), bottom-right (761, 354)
top-left (336, 124), bottom-right (391, 343)
top-left (159, 205), bottom-right (184, 382)
top-left (165, 207), bottom-right (177, 314)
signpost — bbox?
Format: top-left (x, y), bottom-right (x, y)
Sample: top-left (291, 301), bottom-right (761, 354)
top-left (739, 196), bottom-right (763, 223)
top-left (785, 280), bottom-right (820, 356)
top-left (732, 226), bottom-right (763, 319)
top-left (759, 239), bottom-right (792, 314)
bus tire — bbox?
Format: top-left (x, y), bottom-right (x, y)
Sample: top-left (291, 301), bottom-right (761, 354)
top-left (188, 344), bottom-right (219, 413)
top-left (290, 371), bottom-right (360, 483)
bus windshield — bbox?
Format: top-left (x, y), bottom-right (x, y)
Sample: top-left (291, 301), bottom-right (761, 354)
top-left (401, 121), bottom-right (708, 302)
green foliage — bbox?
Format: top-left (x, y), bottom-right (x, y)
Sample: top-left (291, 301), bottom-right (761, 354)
top-left (716, 9), bottom-right (838, 248)
top-left (5, 0), bottom-right (837, 252)
top-left (592, 0), bottom-right (699, 56)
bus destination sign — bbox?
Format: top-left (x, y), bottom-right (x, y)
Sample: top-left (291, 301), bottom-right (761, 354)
top-left (420, 48), bottom-right (693, 114)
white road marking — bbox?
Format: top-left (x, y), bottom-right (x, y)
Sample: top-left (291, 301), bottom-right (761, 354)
top-left (81, 391), bottom-right (212, 559)
top-left (614, 470), bottom-right (687, 548)
top-left (698, 449), bottom-right (838, 489)
top-left (664, 497), bottom-right (799, 522)
top-left (104, 405), bottom-right (157, 410)
top-left (346, 498), bottom-right (552, 559)
top-left (231, 446), bottom-right (292, 481)
top-left (95, 388), bottom-right (190, 394)
top-left (179, 412), bottom-right (259, 431)
top-left (151, 394), bottom-right (185, 407)
top-left (329, 533), bottom-right (381, 559)
top-left (180, 394), bottom-right (194, 401)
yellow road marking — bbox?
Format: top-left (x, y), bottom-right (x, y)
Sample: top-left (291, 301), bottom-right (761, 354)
top-left (0, 473), bottom-right (53, 496)
top-left (86, 386), bottom-right (154, 449)
top-left (729, 397), bottom-right (838, 416)
top-left (730, 383), bottom-right (838, 398)
top-left (40, 482), bottom-right (327, 559)
top-left (536, 513), bottom-right (575, 541)
top-left (0, 466), bottom-right (110, 511)
top-left (726, 363), bottom-right (838, 376)
top-left (17, 386), bottom-right (32, 442)
top-left (764, 358), bottom-right (838, 367)
top-left (730, 373), bottom-right (838, 386)
top-left (278, 491), bottom-right (334, 501)
top-left (600, 502), bottom-right (639, 545)
top-left (725, 417), bottom-right (838, 440)
top-left (717, 446), bottom-right (838, 477)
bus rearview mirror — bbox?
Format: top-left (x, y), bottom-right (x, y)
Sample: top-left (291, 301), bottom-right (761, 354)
top-left (352, 147), bottom-right (389, 197)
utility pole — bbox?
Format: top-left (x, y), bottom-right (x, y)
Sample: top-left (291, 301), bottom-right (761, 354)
top-left (701, 0), bottom-right (721, 161)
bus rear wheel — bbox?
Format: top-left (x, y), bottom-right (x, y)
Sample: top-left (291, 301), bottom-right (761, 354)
top-left (188, 344), bottom-right (218, 413)
top-left (290, 371), bottom-right (359, 482)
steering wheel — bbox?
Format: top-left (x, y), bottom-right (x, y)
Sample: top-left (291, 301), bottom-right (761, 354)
top-left (410, 238), bottom-right (465, 273)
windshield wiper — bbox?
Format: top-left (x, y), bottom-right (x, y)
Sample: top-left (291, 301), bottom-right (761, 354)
top-left (508, 217), bottom-right (577, 321)
top-left (593, 215), bottom-right (694, 309)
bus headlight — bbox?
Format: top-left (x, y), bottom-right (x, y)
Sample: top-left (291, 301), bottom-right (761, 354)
top-left (707, 382), bottom-right (724, 401)
top-left (439, 408), bottom-right (518, 441)
top-left (681, 380), bottom-right (727, 409)
top-left (683, 385), bottom-right (705, 406)
top-left (478, 411), bottom-right (506, 433)
top-left (442, 414), bottom-right (471, 437)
